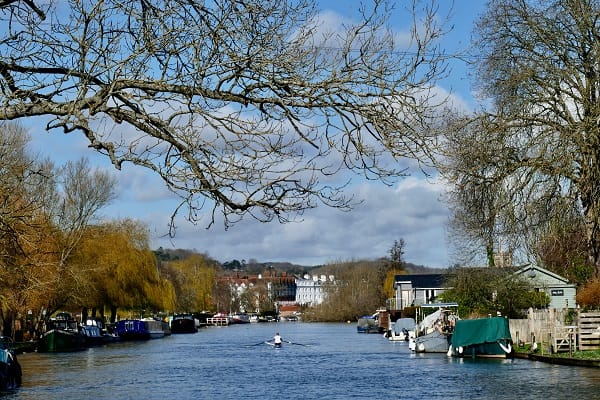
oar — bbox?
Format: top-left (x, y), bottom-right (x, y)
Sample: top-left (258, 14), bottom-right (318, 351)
top-left (284, 340), bottom-right (309, 347)
top-left (246, 341), bottom-right (270, 347)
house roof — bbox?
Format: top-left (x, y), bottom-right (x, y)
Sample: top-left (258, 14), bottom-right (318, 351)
top-left (394, 274), bottom-right (447, 289)
top-left (513, 264), bottom-right (574, 286)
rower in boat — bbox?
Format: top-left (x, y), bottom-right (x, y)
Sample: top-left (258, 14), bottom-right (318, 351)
top-left (273, 332), bottom-right (282, 348)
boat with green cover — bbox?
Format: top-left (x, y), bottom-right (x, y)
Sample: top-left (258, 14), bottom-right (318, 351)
top-left (448, 316), bottom-right (513, 358)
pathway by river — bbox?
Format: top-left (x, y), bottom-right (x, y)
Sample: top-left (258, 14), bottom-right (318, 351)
top-left (10, 322), bottom-right (600, 399)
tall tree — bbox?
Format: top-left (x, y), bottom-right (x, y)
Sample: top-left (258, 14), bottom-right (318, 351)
top-left (0, 122), bottom-right (61, 336)
top-left (384, 239), bottom-right (406, 298)
top-left (164, 254), bottom-right (218, 312)
top-left (0, 0), bottom-right (448, 230)
top-left (441, 116), bottom-right (517, 267)
top-left (315, 260), bottom-right (385, 321)
top-left (443, 0), bottom-right (600, 277)
top-left (70, 220), bottom-right (176, 321)
top-left (40, 158), bottom-right (116, 316)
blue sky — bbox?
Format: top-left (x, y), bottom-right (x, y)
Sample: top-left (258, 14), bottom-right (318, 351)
top-left (25, 1), bottom-right (488, 267)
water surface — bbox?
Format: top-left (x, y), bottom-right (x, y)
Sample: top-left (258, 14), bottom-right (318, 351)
top-left (9, 322), bottom-right (600, 399)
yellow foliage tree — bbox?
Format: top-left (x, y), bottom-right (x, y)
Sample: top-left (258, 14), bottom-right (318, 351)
top-left (165, 254), bottom-right (218, 312)
top-left (70, 220), bottom-right (175, 321)
top-left (383, 269), bottom-right (405, 299)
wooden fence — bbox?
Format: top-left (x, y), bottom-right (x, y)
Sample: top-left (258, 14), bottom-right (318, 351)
top-left (578, 311), bottom-right (600, 351)
top-left (510, 308), bottom-right (600, 353)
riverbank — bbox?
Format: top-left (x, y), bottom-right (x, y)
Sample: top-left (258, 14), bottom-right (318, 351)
top-left (515, 351), bottom-right (600, 368)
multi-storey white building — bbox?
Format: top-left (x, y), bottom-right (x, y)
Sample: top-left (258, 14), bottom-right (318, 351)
top-left (295, 274), bottom-right (334, 306)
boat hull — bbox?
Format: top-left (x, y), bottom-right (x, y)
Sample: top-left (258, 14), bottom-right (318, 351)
top-left (171, 316), bottom-right (198, 334)
top-left (0, 350), bottom-right (21, 390)
top-left (0, 338), bottom-right (21, 390)
top-left (37, 329), bottom-right (86, 352)
top-left (230, 314), bottom-right (251, 324)
top-left (455, 342), bottom-right (512, 358)
top-left (80, 325), bottom-right (105, 347)
top-left (356, 316), bottom-right (384, 334)
top-left (115, 319), bottom-right (166, 340)
top-left (410, 330), bottom-right (452, 353)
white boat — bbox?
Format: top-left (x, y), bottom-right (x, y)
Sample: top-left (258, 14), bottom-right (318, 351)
top-left (409, 303), bottom-right (459, 353)
top-left (387, 318), bottom-right (416, 342)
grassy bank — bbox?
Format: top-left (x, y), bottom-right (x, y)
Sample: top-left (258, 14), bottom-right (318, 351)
top-left (515, 343), bottom-right (600, 361)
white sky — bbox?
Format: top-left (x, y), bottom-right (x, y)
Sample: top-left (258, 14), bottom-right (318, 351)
top-left (24, 1), bottom-right (487, 267)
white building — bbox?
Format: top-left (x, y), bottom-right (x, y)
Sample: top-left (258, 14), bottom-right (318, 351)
top-left (295, 274), bottom-right (334, 306)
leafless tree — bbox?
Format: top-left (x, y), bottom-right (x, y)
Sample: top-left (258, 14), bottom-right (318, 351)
top-left (0, 0), bottom-right (449, 230)
top-left (441, 0), bottom-right (600, 278)
top-left (440, 116), bottom-right (519, 267)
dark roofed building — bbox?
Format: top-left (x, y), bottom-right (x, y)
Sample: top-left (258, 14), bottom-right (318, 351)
top-left (388, 274), bottom-right (449, 311)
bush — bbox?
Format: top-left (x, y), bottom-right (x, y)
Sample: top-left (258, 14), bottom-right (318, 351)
top-left (576, 279), bottom-right (600, 308)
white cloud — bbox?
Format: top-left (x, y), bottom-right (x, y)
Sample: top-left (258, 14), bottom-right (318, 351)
top-left (148, 175), bottom-right (450, 268)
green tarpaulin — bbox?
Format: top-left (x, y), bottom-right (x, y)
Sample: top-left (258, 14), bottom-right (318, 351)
top-left (451, 317), bottom-right (512, 348)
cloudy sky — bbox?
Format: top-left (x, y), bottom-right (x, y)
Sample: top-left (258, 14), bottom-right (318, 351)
top-left (25, 1), bottom-right (487, 268)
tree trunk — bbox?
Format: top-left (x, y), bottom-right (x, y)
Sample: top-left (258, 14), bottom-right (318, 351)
top-left (109, 306), bottom-right (117, 324)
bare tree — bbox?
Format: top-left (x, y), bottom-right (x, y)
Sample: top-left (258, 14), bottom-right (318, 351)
top-left (442, 0), bottom-right (600, 278)
top-left (440, 116), bottom-right (517, 267)
top-left (389, 238), bottom-right (406, 266)
top-left (0, 0), bottom-right (449, 230)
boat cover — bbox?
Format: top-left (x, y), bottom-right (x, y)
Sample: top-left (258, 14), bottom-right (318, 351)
top-left (416, 309), bottom-right (442, 332)
top-left (392, 318), bottom-right (416, 334)
top-left (451, 317), bottom-right (512, 348)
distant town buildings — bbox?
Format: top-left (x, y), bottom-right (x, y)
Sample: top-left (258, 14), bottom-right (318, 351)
top-left (295, 274), bottom-right (335, 306)
top-left (219, 272), bottom-right (334, 311)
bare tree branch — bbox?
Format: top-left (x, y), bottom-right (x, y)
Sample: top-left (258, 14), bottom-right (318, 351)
top-left (0, 0), bottom-right (449, 231)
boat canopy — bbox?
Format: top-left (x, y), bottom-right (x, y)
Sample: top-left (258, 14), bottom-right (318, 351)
top-left (418, 302), bottom-right (458, 309)
top-left (451, 317), bottom-right (512, 348)
top-left (417, 309), bottom-right (442, 331)
top-left (357, 316), bottom-right (378, 328)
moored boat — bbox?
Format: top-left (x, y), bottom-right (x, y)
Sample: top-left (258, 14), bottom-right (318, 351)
top-left (448, 316), bottom-right (513, 358)
top-left (387, 318), bottom-right (416, 342)
top-left (80, 319), bottom-right (105, 347)
top-left (0, 337), bottom-right (21, 390)
top-left (115, 318), bottom-right (166, 340)
top-left (37, 312), bottom-right (86, 352)
top-left (409, 303), bottom-right (459, 353)
top-left (357, 314), bottom-right (384, 334)
top-left (230, 314), bottom-right (251, 324)
top-left (170, 314), bottom-right (198, 334)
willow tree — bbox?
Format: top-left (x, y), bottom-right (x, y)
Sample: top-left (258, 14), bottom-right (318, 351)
top-left (164, 254), bottom-right (218, 312)
top-left (443, 0), bottom-right (600, 277)
top-left (0, 0), bottom-right (448, 230)
top-left (71, 220), bottom-right (176, 322)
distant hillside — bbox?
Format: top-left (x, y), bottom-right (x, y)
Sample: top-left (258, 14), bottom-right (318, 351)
top-left (154, 247), bottom-right (443, 275)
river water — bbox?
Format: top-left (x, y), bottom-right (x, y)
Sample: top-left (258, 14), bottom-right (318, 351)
top-left (7, 322), bottom-right (600, 399)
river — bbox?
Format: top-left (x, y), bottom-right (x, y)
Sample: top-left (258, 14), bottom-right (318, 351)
top-left (7, 322), bottom-right (600, 399)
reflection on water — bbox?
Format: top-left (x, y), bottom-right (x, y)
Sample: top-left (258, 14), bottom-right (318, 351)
top-left (7, 323), bottom-right (600, 399)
